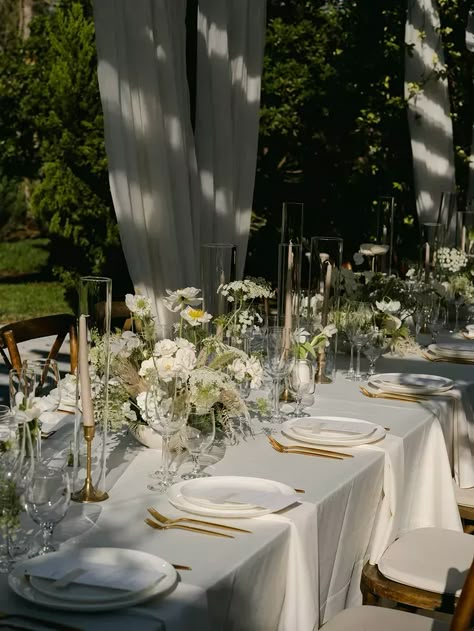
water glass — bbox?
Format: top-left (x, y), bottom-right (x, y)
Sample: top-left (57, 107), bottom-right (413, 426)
top-left (182, 409), bottom-right (216, 480)
top-left (25, 464), bottom-right (71, 556)
top-left (262, 327), bottom-right (293, 423)
top-left (286, 359), bottom-right (315, 417)
top-left (362, 330), bottom-right (389, 378)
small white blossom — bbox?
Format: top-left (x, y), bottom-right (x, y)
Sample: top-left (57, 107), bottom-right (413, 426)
top-left (180, 306), bottom-right (212, 327)
top-left (174, 347), bottom-right (197, 374)
top-left (154, 339), bottom-right (178, 357)
top-left (375, 298), bottom-right (401, 314)
top-left (125, 293), bottom-right (152, 318)
top-left (163, 287), bottom-right (202, 312)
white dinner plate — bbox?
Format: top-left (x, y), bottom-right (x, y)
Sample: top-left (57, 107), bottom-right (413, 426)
top-left (181, 477), bottom-right (259, 510)
top-left (370, 373), bottom-right (453, 395)
top-left (282, 417), bottom-right (385, 447)
top-left (168, 477), bottom-right (297, 518)
top-left (429, 343), bottom-right (474, 359)
top-left (9, 548), bottom-right (177, 611)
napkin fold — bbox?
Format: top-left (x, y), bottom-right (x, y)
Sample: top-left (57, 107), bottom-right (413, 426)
top-left (191, 488), bottom-right (298, 512)
top-left (292, 419), bottom-right (376, 441)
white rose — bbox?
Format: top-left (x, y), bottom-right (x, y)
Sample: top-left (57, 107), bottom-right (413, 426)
top-left (138, 357), bottom-right (155, 377)
top-left (154, 339), bottom-right (178, 357)
top-left (175, 337), bottom-right (195, 351)
top-left (154, 356), bottom-right (176, 382)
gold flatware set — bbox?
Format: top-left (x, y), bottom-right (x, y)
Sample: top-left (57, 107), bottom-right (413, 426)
top-left (145, 507), bottom-right (252, 539)
top-left (267, 435), bottom-right (352, 460)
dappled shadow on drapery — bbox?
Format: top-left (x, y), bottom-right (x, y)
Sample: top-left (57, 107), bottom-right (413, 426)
top-left (94, 0), bottom-right (262, 291)
top-left (406, 0), bottom-right (456, 237)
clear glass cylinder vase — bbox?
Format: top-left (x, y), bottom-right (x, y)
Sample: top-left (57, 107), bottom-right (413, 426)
top-left (421, 223), bottom-right (445, 282)
top-left (201, 243), bottom-right (236, 319)
top-left (456, 210), bottom-right (474, 257)
top-left (73, 276), bottom-right (112, 495)
top-left (277, 243), bottom-right (302, 332)
top-left (375, 197), bottom-right (395, 275)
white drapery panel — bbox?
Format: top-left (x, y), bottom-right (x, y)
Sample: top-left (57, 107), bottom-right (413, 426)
top-left (195, 0), bottom-right (266, 277)
top-left (93, 0), bottom-right (201, 322)
top-left (405, 0), bottom-right (456, 239)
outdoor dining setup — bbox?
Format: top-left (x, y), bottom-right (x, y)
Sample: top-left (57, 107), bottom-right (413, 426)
top-left (0, 194), bottom-right (473, 631)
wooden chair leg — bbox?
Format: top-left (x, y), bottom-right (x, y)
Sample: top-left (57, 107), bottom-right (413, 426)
top-left (362, 587), bottom-right (379, 606)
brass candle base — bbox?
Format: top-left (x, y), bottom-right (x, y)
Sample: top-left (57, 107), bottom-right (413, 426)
top-left (71, 425), bottom-right (109, 503)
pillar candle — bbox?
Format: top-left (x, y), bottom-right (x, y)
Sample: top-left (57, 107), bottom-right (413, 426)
top-left (78, 314), bottom-right (95, 427)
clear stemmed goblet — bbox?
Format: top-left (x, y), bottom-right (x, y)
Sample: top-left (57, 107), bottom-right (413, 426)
top-left (262, 327), bottom-right (293, 423)
top-left (286, 359), bottom-right (315, 417)
top-left (25, 464), bottom-right (71, 556)
top-left (362, 329), bottom-right (389, 378)
top-left (146, 376), bottom-right (189, 492)
top-left (182, 408), bottom-right (216, 480)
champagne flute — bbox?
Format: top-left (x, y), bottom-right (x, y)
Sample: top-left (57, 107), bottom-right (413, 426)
top-left (182, 408), bottom-right (215, 479)
top-left (286, 359), bottom-right (315, 417)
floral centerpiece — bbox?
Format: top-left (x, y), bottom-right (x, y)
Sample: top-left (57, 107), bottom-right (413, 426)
top-left (91, 284), bottom-right (266, 445)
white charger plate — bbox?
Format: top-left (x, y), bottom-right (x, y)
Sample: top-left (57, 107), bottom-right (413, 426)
top-left (370, 373), bottom-right (453, 395)
top-left (9, 548), bottom-right (177, 611)
top-left (429, 343), bottom-right (474, 359)
top-left (168, 477), bottom-right (296, 518)
top-left (282, 417), bottom-right (385, 447)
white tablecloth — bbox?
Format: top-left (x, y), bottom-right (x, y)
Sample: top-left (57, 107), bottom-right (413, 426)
top-left (0, 357), bottom-right (469, 630)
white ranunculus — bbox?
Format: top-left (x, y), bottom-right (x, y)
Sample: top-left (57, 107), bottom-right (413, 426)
top-left (174, 347), bottom-right (197, 374)
top-left (138, 357), bottom-right (155, 377)
top-left (154, 356), bottom-right (176, 382)
top-left (163, 287), bottom-right (202, 312)
top-left (154, 339), bottom-right (178, 357)
top-left (175, 337), bottom-right (196, 352)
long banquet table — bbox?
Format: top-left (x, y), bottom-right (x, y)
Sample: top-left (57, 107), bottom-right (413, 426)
top-left (1, 352), bottom-right (473, 631)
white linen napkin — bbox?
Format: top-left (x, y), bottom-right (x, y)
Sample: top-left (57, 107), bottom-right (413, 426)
top-left (292, 419), bottom-right (376, 440)
top-left (189, 488), bottom-right (298, 512)
top-left (27, 556), bottom-right (165, 592)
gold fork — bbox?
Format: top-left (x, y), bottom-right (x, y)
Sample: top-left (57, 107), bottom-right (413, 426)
top-left (359, 386), bottom-right (422, 403)
top-left (147, 507), bottom-right (251, 534)
top-left (144, 518), bottom-right (234, 538)
top-left (268, 436), bottom-right (351, 459)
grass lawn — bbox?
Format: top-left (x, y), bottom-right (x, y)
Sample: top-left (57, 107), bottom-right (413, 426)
top-left (0, 282), bottom-right (72, 322)
top-left (0, 238), bottom-right (71, 322)
top-left (0, 238), bottom-right (51, 275)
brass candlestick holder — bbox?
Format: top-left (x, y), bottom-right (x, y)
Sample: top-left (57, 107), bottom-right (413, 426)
top-left (71, 425), bottom-right (109, 503)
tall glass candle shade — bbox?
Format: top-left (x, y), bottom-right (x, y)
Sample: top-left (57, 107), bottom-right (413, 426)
top-left (201, 243), bottom-right (236, 320)
top-left (437, 192), bottom-right (457, 246)
top-left (281, 202), bottom-right (304, 244)
top-left (73, 276), bottom-right (112, 496)
top-left (277, 243), bottom-right (302, 334)
top-left (456, 211), bottom-right (474, 256)
top-left (421, 223), bottom-right (445, 282)
top-left (375, 196), bottom-right (395, 275)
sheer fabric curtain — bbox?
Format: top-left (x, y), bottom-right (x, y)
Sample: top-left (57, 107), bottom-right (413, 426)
top-left (93, 0), bottom-right (201, 323)
top-left (195, 0), bottom-right (266, 277)
top-left (405, 0), bottom-right (456, 237)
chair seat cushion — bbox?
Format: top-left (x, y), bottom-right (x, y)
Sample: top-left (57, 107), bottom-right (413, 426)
top-left (378, 528), bottom-right (474, 595)
top-left (454, 480), bottom-right (474, 507)
top-left (322, 606), bottom-right (449, 630)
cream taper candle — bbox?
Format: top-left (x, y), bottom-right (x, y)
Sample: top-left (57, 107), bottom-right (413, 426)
top-left (78, 314), bottom-right (94, 427)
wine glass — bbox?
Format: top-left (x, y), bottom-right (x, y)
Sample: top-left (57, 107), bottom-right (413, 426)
top-left (262, 327), bottom-right (293, 423)
top-left (362, 329), bottom-right (389, 378)
top-left (23, 359), bottom-right (61, 411)
top-left (9, 368), bottom-right (41, 458)
top-left (145, 376), bottom-right (189, 492)
top-left (286, 359), bottom-right (315, 417)
top-left (182, 408), bottom-right (215, 480)
top-left (25, 464), bottom-right (71, 556)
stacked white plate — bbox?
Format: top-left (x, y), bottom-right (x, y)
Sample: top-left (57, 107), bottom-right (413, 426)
top-left (281, 416), bottom-right (385, 447)
top-left (428, 342), bottom-right (474, 361)
top-left (168, 476), bottom-right (298, 518)
top-left (9, 548), bottom-right (177, 612)
top-left (369, 372), bottom-right (453, 395)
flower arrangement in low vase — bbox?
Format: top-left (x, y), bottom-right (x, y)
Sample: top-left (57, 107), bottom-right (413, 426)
top-left (91, 284), bottom-right (265, 447)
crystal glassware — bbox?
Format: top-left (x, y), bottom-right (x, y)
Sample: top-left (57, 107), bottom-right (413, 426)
top-left (25, 464), bottom-right (71, 556)
top-left (262, 327), bottom-right (294, 423)
top-left (362, 329), bottom-right (389, 378)
top-left (9, 368), bottom-right (40, 457)
top-left (182, 408), bottom-right (216, 480)
top-left (286, 359), bottom-right (315, 417)
top-left (146, 376), bottom-right (189, 492)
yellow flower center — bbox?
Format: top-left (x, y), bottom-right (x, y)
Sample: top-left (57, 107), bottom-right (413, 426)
top-left (189, 308), bottom-right (204, 319)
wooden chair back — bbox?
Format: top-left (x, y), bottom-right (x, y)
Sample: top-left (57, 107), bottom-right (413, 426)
top-left (451, 555), bottom-right (474, 631)
top-left (0, 314), bottom-right (78, 375)
top-left (94, 301), bottom-right (133, 333)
